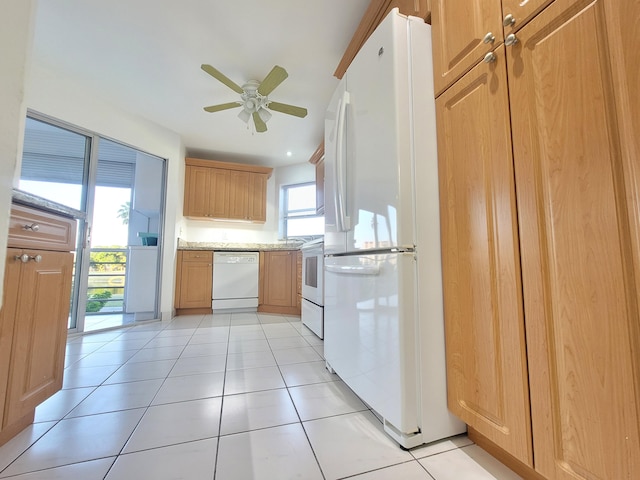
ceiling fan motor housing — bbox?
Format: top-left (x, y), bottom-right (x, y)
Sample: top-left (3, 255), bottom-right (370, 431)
top-left (241, 81), bottom-right (268, 113)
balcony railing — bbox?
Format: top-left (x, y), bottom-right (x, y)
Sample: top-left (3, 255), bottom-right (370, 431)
top-left (86, 248), bottom-right (127, 315)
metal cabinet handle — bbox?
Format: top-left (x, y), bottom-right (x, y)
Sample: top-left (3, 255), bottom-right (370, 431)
top-left (23, 223), bottom-right (40, 232)
top-left (483, 52), bottom-right (497, 63)
top-left (483, 32), bottom-right (495, 44)
top-left (505, 34), bottom-right (519, 46)
top-left (503, 14), bottom-right (516, 27)
top-left (15, 254), bottom-right (42, 263)
top-left (15, 254), bottom-right (29, 263)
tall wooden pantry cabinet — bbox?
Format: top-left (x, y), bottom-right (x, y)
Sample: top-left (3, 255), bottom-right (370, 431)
top-left (431, 0), bottom-right (640, 478)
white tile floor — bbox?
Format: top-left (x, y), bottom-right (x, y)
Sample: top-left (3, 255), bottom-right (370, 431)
top-left (0, 313), bottom-right (524, 480)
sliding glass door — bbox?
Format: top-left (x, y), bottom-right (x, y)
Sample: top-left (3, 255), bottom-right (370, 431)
top-left (19, 114), bottom-right (165, 333)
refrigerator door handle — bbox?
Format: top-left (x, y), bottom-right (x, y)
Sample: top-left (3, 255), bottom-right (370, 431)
top-left (326, 264), bottom-right (380, 276)
top-left (335, 90), bottom-right (351, 232)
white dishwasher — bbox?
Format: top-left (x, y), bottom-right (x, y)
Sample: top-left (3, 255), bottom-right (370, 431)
top-left (212, 252), bottom-right (259, 311)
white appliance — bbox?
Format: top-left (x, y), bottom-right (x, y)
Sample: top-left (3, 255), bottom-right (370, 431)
top-left (124, 246), bottom-right (158, 321)
top-left (323, 9), bottom-right (465, 448)
top-left (301, 238), bottom-right (324, 338)
top-left (212, 252), bottom-right (259, 311)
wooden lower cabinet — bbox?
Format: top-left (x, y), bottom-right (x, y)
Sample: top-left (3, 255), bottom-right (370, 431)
top-left (1, 203), bottom-right (76, 447)
top-left (509, 1), bottom-right (640, 478)
top-left (435, 0), bottom-right (640, 478)
top-left (2, 248), bottom-right (72, 428)
top-left (174, 251), bottom-right (213, 313)
top-left (259, 250), bottom-right (300, 315)
top-left (436, 45), bottom-right (532, 466)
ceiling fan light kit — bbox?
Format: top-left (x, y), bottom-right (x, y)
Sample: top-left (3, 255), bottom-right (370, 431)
top-left (201, 64), bottom-right (308, 133)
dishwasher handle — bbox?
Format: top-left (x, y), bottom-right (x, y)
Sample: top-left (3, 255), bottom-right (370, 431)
top-left (213, 252), bottom-right (259, 264)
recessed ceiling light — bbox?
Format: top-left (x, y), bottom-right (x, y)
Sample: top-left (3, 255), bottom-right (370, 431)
top-left (286, 151), bottom-right (292, 157)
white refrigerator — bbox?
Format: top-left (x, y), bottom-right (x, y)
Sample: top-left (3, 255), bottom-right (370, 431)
top-left (323, 9), bottom-right (465, 448)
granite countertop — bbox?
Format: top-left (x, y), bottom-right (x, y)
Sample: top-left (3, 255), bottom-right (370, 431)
top-left (12, 189), bottom-right (85, 220)
top-left (177, 239), bottom-right (303, 251)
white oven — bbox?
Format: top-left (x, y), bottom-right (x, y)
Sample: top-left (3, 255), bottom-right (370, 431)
top-left (301, 239), bottom-right (324, 338)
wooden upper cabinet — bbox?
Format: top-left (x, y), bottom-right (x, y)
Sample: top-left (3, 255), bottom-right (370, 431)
top-left (209, 168), bottom-right (230, 218)
top-left (430, 0), bottom-right (552, 96)
top-left (501, 0), bottom-right (553, 35)
top-left (248, 173), bottom-right (268, 223)
top-left (436, 45), bottom-right (532, 467)
top-left (184, 165), bottom-right (212, 218)
top-left (228, 171), bottom-right (251, 220)
top-left (183, 158), bottom-right (272, 222)
top-left (508, 0), bottom-right (640, 477)
top-left (431, 0), bottom-right (504, 95)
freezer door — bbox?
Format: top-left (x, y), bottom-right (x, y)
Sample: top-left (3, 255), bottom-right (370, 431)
top-left (324, 252), bottom-right (419, 433)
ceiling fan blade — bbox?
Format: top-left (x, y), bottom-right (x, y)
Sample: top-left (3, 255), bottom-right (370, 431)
top-left (201, 64), bottom-right (244, 94)
top-left (267, 101), bottom-right (308, 118)
top-left (252, 112), bottom-right (268, 133)
top-left (203, 102), bottom-right (242, 113)
top-left (257, 66), bottom-right (288, 96)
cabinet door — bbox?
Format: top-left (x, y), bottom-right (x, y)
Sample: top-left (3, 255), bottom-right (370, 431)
top-left (431, 0), bottom-right (504, 95)
top-left (184, 165), bottom-right (211, 217)
top-left (177, 253), bottom-right (213, 309)
top-left (436, 46), bottom-right (532, 466)
top-left (508, 0), bottom-right (640, 477)
top-left (248, 173), bottom-right (267, 222)
top-left (0, 249), bottom-right (21, 430)
top-left (228, 171), bottom-right (250, 220)
top-left (500, 0), bottom-right (553, 34)
top-left (4, 250), bottom-right (72, 426)
top-left (209, 168), bottom-right (230, 218)
top-left (262, 251), bottom-right (296, 307)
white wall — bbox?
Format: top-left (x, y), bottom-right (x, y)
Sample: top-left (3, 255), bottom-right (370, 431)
top-left (26, 62), bottom-right (186, 322)
top-left (183, 161), bottom-right (315, 242)
top-left (0, 0), bottom-right (36, 307)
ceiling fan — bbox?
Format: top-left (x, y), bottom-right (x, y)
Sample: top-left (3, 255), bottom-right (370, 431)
top-left (201, 64), bottom-right (308, 133)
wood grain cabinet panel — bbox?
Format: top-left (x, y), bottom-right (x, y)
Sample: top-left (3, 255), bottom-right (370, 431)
top-left (431, 0), bottom-right (504, 95)
top-left (183, 159), bottom-right (272, 222)
top-left (209, 168), bottom-right (230, 218)
top-left (433, 0), bottom-right (640, 477)
top-left (508, 0), bottom-right (640, 477)
top-left (259, 251), bottom-right (300, 315)
top-left (175, 251), bottom-right (213, 310)
top-left (8, 204), bottom-right (76, 251)
top-left (436, 46), bottom-right (532, 467)
top-left (184, 165), bottom-right (212, 218)
top-left (0, 249), bottom-right (21, 434)
top-left (248, 173), bottom-right (268, 223)
top-left (430, 0), bottom-right (553, 96)
top-left (228, 171), bottom-right (250, 220)
top-left (1, 204), bottom-right (76, 447)
top-left (3, 249), bottom-right (73, 426)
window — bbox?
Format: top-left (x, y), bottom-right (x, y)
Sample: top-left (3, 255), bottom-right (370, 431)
top-left (282, 182), bottom-right (323, 238)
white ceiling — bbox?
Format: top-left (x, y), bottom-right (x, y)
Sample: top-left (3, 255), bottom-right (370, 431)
top-left (31, 0), bottom-right (371, 167)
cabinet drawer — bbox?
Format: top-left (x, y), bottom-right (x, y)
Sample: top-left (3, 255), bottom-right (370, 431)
top-left (8, 204), bottom-right (77, 252)
top-left (181, 251), bottom-right (213, 263)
